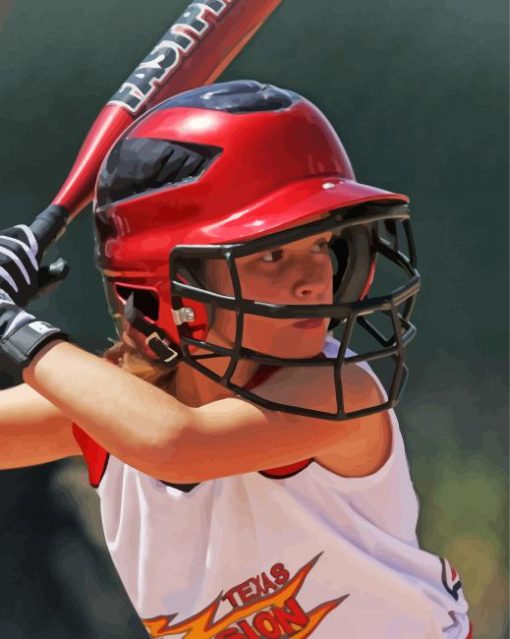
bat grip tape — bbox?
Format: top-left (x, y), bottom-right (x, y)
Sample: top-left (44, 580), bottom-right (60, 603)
top-left (31, 204), bottom-right (70, 259)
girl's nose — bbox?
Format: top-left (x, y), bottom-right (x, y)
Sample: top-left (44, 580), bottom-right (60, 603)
top-left (292, 262), bottom-right (331, 300)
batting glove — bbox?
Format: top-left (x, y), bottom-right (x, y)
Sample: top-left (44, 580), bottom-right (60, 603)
top-left (0, 223), bottom-right (69, 308)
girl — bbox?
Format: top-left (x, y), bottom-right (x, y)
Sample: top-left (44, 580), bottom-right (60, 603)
top-left (0, 81), bottom-right (470, 638)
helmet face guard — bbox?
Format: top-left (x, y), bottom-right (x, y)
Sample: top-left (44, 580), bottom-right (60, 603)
top-left (170, 202), bottom-right (420, 420)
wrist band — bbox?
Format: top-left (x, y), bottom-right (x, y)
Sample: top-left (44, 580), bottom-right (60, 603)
top-left (0, 320), bottom-right (70, 369)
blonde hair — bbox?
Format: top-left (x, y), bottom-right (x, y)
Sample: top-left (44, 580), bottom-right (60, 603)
top-left (102, 338), bottom-right (177, 393)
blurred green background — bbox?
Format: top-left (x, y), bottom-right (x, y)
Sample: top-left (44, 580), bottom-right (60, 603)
top-left (0, 0), bottom-right (507, 637)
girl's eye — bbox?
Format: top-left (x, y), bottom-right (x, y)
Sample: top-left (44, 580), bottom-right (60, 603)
top-left (258, 239), bottom-right (330, 263)
top-left (260, 249), bottom-right (284, 263)
top-left (311, 239), bottom-right (330, 253)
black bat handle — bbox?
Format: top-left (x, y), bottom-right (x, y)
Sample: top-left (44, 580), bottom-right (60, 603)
top-left (30, 205), bottom-right (70, 260)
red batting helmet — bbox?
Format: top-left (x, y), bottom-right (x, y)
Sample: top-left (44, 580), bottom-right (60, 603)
top-left (93, 80), bottom-right (420, 419)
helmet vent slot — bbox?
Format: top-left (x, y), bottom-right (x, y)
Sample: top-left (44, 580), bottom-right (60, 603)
top-left (96, 138), bottom-right (222, 209)
top-left (115, 285), bottom-right (159, 322)
top-left (156, 80), bottom-right (298, 114)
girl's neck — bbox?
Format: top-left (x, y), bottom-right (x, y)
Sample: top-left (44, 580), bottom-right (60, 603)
top-left (171, 344), bottom-right (259, 407)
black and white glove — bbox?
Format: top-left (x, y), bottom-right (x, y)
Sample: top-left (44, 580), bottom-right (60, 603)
top-left (0, 218), bottom-right (70, 370)
top-left (0, 223), bottom-right (68, 307)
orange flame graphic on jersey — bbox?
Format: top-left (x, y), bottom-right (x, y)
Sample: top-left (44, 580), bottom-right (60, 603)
top-left (143, 554), bottom-right (348, 638)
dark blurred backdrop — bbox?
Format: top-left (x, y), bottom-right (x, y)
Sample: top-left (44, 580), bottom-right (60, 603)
top-left (0, 1), bottom-right (507, 637)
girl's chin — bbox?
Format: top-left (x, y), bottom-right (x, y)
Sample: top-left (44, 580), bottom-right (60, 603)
top-left (250, 336), bottom-right (328, 360)
top-left (206, 326), bottom-right (329, 359)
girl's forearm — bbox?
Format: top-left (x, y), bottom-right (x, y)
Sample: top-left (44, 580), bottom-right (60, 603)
top-left (22, 340), bottom-right (192, 474)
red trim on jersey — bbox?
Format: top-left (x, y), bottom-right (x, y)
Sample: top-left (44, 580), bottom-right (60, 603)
top-left (72, 423), bottom-right (109, 489)
top-left (259, 458), bottom-right (313, 478)
top-left (466, 621), bottom-right (473, 638)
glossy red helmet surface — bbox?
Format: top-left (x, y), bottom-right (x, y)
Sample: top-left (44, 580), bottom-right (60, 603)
top-left (94, 80), bottom-right (408, 363)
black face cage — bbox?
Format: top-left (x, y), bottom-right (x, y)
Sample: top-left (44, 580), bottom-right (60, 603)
top-left (170, 202), bottom-right (420, 420)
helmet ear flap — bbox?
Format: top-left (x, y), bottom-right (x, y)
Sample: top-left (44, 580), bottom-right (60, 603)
top-left (173, 258), bottom-right (216, 328)
top-left (103, 282), bottom-right (167, 358)
top-left (328, 247), bottom-right (340, 276)
top-left (328, 225), bottom-right (374, 330)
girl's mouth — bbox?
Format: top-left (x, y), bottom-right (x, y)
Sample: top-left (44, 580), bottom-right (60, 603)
top-left (292, 319), bottom-right (324, 329)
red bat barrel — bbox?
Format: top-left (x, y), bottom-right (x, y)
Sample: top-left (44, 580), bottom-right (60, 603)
top-left (51, 0), bottom-right (282, 224)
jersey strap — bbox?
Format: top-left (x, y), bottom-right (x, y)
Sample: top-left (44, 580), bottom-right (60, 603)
top-left (72, 423), bottom-right (109, 488)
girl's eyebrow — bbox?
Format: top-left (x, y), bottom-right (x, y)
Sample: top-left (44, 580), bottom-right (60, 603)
top-left (242, 233), bottom-right (333, 262)
top-left (281, 235), bottom-right (332, 251)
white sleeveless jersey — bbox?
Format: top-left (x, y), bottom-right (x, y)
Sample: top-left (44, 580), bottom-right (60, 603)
top-left (73, 338), bottom-right (471, 639)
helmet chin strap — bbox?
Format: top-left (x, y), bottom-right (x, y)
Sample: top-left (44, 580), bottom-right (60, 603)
top-left (124, 294), bottom-right (181, 365)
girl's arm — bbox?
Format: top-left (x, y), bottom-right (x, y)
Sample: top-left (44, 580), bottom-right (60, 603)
top-left (0, 383), bottom-right (80, 469)
top-left (23, 340), bottom-right (194, 478)
top-left (23, 340), bottom-right (390, 483)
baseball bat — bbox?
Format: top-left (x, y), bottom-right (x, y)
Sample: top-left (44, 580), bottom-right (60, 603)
top-left (30, 0), bottom-right (282, 258)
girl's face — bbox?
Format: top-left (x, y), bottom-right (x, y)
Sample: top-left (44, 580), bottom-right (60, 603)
top-left (204, 229), bottom-right (334, 360)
